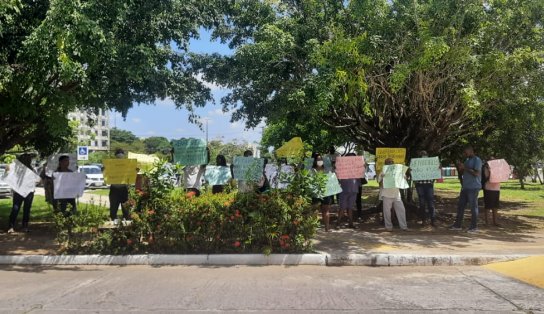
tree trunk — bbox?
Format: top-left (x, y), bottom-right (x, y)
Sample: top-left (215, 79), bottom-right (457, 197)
top-left (519, 177), bottom-right (525, 190)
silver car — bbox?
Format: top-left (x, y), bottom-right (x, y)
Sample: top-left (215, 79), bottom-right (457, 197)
top-left (0, 166), bottom-right (12, 198)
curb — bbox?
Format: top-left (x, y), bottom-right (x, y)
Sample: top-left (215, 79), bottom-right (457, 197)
top-left (0, 253), bottom-right (529, 266)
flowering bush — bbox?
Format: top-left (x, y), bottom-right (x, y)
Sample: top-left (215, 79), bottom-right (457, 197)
top-left (55, 161), bottom-right (319, 254)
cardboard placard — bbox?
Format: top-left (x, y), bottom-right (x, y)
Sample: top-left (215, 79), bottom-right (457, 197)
top-left (205, 166), bottom-right (232, 186)
top-left (382, 164), bottom-right (409, 189)
top-left (1, 160), bottom-right (41, 197)
top-left (376, 148), bottom-right (406, 173)
top-left (233, 157), bottom-right (264, 181)
top-left (410, 157), bottom-right (441, 181)
top-left (275, 137), bottom-right (304, 158)
top-left (53, 172), bottom-right (86, 199)
top-left (488, 159), bottom-right (511, 183)
top-left (103, 159), bottom-right (138, 185)
top-left (172, 138), bottom-right (208, 166)
top-left (335, 156), bottom-right (366, 179)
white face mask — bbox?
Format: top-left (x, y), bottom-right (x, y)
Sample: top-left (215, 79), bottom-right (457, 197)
top-left (316, 161), bottom-right (324, 167)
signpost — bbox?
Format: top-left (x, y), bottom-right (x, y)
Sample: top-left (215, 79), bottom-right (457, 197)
top-left (77, 146), bottom-right (89, 161)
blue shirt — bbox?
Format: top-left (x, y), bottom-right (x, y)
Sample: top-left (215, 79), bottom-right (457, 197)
top-left (462, 156), bottom-right (482, 190)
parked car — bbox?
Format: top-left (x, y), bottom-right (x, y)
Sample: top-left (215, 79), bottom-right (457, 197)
top-left (0, 165), bottom-right (12, 198)
top-left (78, 165), bottom-right (105, 187)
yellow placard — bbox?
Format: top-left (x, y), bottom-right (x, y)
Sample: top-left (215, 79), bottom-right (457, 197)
top-left (375, 147), bottom-right (406, 173)
top-left (275, 137), bottom-right (304, 158)
top-left (103, 159), bottom-right (138, 185)
top-left (128, 152), bottom-right (160, 171)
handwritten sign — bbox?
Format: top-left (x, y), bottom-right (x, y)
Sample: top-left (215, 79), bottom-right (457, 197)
top-left (382, 164), bottom-right (409, 189)
top-left (410, 157), bottom-right (441, 181)
top-left (376, 148), bottom-right (406, 173)
top-left (488, 159), bottom-right (511, 183)
top-left (53, 172), bottom-right (86, 199)
top-left (265, 164), bottom-right (294, 189)
top-left (205, 166), bottom-right (232, 186)
top-left (172, 138), bottom-right (208, 166)
top-left (45, 154), bottom-right (77, 177)
top-left (233, 157), bottom-right (264, 181)
top-left (335, 156), bottom-right (366, 179)
top-left (275, 137), bottom-right (304, 158)
top-left (128, 152), bottom-right (159, 171)
top-left (303, 158), bottom-right (314, 170)
top-left (315, 173), bottom-right (343, 198)
top-left (1, 160), bottom-right (41, 197)
top-left (103, 159), bottom-right (138, 185)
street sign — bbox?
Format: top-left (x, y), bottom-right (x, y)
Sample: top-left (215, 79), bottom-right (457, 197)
top-left (77, 146), bottom-right (89, 161)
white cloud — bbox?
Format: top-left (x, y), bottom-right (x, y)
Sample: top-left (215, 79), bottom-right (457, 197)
top-left (230, 121), bottom-right (241, 129)
top-left (132, 117), bottom-right (142, 123)
top-left (197, 117), bottom-right (213, 125)
top-left (208, 108), bottom-right (228, 117)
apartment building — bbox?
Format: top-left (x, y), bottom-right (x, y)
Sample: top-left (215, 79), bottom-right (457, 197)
top-left (68, 109), bottom-right (110, 152)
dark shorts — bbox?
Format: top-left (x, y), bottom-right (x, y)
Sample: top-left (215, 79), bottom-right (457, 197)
top-left (312, 196), bottom-right (334, 206)
top-left (484, 190), bottom-right (500, 209)
top-left (339, 192), bottom-right (358, 210)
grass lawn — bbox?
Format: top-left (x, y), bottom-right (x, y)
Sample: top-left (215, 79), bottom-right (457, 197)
top-left (0, 195), bottom-right (54, 224)
top-left (86, 188), bottom-right (110, 196)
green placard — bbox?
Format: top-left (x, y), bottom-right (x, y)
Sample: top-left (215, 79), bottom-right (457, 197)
top-left (304, 158), bottom-right (314, 170)
top-left (323, 156), bottom-right (333, 173)
top-left (410, 157), bottom-right (441, 181)
top-left (233, 157), bottom-right (264, 181)
top-left (383, 164), bottom-right (409, 189)
top-left (172, 138), bottom-right (208, 166)
top-left (205, 166), bottom-right (232, 185)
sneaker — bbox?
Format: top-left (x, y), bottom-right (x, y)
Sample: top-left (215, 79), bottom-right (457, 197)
top-left (467, 228), bottom-right (479, 233)
top-left (7, 228), bottom-right (15, 234)
top-left (113, 219), bottom-right (119, 225)
top-left (449, 225), bottom-right (462, 231)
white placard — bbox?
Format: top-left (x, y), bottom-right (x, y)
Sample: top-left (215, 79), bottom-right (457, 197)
top-left (53, 172), bottom-right (87, 199)
top-left (1, 160), bottom-right (40, 197)
top-left (45, 154), bottom-right (78, 177)
top-left (265, 164), bottom-right (294, 189)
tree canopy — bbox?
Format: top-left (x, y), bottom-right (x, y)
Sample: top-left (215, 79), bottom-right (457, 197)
top-left (0, 0), bottom-right (222, 155)
top-left (197, 0), bottom-right (543, 160)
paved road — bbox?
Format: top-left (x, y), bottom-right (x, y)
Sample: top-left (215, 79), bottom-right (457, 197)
top-left (0, 266), bottom-right (542, 313)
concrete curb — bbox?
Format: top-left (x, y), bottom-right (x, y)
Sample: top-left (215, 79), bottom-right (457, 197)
top-left (0, 253), bottom-right (530, 266)
top-left (326, 254), bottom-right (531, 266)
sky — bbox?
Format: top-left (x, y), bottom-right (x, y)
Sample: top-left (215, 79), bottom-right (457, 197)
top-left (109, 29), bottom-right (263, 144)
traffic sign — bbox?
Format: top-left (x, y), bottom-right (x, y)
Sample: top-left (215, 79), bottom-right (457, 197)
top-left (77, 146), bottom-right (89, 161)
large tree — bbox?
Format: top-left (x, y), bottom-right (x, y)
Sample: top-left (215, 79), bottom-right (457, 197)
top-left (197, 0), bottom-right (544, 158)
top-left (0, 0), bottom-right (221, 155)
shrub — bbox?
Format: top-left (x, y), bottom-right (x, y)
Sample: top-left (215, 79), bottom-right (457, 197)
top-left (55, 161), bottom-right (320, 254)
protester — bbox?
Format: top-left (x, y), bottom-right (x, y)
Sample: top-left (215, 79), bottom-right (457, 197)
top-left (212, 154), bottom-right (228, 194)
top-left (184, 149), bottom-right (209, 197)
top-left (39, 163), bottom-right (54, 207)
top-left (53, 155), bottom-right (77, 215)
top-left (482, 158), bottom-right (501, 226)
top-left (337, 153), bottom-right (361, 229)
top-left (7, 154), bottom-right (37, 233)
top-left (450, 145), bottom-right (482, 233)
top-left (413, 151), bottom-right (436, 227)
top-left (109, 149), bottom-right (131, 223)
top-left (312, 153), bottom-right (334, 232)
top-left (236, 150), bottom-right (257, 193)
top-left (378, 158), bottom-right (408, 231)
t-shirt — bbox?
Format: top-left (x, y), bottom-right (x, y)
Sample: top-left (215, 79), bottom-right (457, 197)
top-left (184, 165), bottom-right (205, 189)
top-left (462, 156), bottom-right (482, 190)
top-left (378, 172), bottom-right (401, 200)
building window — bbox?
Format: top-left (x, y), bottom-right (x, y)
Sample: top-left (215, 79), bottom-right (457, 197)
top-left (102, 130), bottom-right (108, 137)
top-left (102, 140), bottom-right (108, 147)
top-left (101, 119), bottom-right (106, 127)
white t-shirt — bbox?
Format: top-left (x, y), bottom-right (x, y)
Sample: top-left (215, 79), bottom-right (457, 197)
top-left (184, 166), bottom-right (204, 189)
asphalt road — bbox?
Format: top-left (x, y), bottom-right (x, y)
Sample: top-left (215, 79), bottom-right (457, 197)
top-left (0, 265), bottom-right (542, 313)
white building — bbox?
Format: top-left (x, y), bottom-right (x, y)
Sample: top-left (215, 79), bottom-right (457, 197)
top-left (68, 109), bottom-right (110, 152)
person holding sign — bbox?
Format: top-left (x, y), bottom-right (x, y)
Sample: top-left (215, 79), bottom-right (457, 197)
top-left (337, 153), bottom-right (363, 229)
top-left (378, 158), bottom-right (408, 231)
top-left (52, 155), bottom-right (77, 215)
top-left (482, 158), bottom-right (502, 226)
top-left (312, 154), bottom-right (335, 232)
top-left (7, 154), bottom-right (38, 233)
top-left (108, 149), bottom-right (132, 223)
top-left (211, 155), bottom-right (229, 194)
top-left (411, 151), bottom-right (437, 227)
top-left (450, 146), bottom-right (482, 233)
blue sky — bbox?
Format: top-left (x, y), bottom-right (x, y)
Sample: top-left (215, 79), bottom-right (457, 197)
top-left (110, 29), bottom-right (263, 144)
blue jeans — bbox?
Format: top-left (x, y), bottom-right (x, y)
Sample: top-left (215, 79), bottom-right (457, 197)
top-left (9, 192), bottom-right (34, 229)
top-left (454, 188), bottom-right (480, 229)
top-left (416, 184), bottom-right (435, 223)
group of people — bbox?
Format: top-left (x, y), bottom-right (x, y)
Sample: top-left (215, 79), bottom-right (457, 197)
top-left (5, 145), bottom-right (502, 235)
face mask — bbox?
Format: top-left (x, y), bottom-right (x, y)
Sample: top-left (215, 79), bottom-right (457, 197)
top-left (316, 161), bottom-right (324, 167)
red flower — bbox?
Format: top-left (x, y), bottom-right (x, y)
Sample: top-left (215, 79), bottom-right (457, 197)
top-left (280, 234), bottom-right (290, 240)
top-left (233, 241), bottom-right (241, 247)
top-left (126, 239), bottom-right (134, 246)
top-left (147, 210), bottom-right (155, 215)
top-left (186, 191), bottom-right (197, 198)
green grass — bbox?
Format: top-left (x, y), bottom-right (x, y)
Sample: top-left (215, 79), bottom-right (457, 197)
top-left (0, 195), bottom-right (54, 223)
top-left (86, 188), bottom-right (110, 196)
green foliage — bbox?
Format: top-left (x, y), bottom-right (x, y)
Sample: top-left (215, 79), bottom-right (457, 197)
top-left (208, 139), bottom-right (251, 164)
top-left (110, 128), bottom-right (139, 144)
top-left (0, 0), bottom-right (218, 155)
top-left (198, 0), bottom-right (544, 160)
top-left (143, 136), bottom-right (171, 155)
top-left (55, 161), bottom-right (319, 254)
